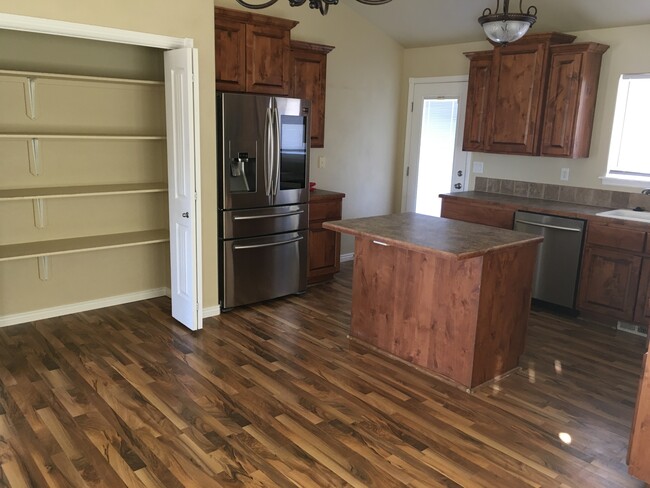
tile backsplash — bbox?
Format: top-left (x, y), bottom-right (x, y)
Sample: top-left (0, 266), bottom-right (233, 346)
top-left (474, 177), bottom-right (650, 210)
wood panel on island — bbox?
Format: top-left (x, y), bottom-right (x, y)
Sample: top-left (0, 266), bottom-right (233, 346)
top-left (324, 213), bottom-right (542, 390)
top-left (308, 189), bottom-right (344, 284)
top-left (462, 33), bottom-right (608, 158)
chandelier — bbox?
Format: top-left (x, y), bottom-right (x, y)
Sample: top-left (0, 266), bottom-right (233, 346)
top-left (478, 0), bottom-right (537, 45)
top-left (235, 0), bottom-right (392, 16)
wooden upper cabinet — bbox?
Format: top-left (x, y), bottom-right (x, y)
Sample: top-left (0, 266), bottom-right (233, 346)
top-left (485, 40), bottom-right (549, 155)
top-left (462, 33), bottom-right (607, 158)
top-left (290, 41), bottom-right (334, 148)
top-left (463, 52), bottom-right (492, 152)
top-left (540, 43), bottom-right (609, 158)
top-left (215, 7), bottom-right (298, 96)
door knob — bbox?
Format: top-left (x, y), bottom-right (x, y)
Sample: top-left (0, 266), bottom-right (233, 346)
top-left (182, 212), bottom-right (189, 218)
top-left (454, 183), bottom-right (462, 190)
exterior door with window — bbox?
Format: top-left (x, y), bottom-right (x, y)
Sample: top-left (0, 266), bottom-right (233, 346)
top-left (404, 79), bottom-right (469, 216)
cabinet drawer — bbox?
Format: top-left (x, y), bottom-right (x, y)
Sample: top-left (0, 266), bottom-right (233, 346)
top-left (309, 200), bottom-right (341, 222)
top-left (440, 199), bottom-right (514, 229)
top-left (587, 223), bottom-right (645, 252)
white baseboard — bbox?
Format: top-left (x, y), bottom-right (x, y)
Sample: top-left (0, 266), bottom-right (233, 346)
top-left (0, 288), bottom-right (168, 328)
top-left (340, 252), bottom-right (354, 263)
top-left (203, 305), bottom-right (221, 318)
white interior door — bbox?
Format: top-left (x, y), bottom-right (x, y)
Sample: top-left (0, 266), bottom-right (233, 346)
top-left (403, 79), bottom-right (469, 216)
top-left (164, 48), bottom-right (202, 331)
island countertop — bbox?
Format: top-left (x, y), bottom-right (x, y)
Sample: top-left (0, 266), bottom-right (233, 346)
top-left (323, 212), bottom-right (542, 260)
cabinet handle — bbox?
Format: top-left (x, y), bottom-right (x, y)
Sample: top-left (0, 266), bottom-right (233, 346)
top-left (372, 240), bottom-right (389, 247)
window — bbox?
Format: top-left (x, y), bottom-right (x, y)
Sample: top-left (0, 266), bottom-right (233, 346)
top-left (604, 74), bottom-right (650, 186)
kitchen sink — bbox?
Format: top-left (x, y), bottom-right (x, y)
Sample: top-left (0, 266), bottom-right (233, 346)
top-left (597, 208), bottom-right (650, 223)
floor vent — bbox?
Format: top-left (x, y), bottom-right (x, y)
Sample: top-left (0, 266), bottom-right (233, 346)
top-left (617, 321), bottom-right (649, 337)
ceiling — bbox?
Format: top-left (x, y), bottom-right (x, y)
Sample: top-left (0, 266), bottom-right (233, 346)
top-left (341, 0), bottom-right (650, 48)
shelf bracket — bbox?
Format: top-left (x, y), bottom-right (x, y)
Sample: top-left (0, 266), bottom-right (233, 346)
top-left (37, 256), bottom-right (50, 281)
top-left (28, 138), bottom-right (41, 176)
top-left (24, 77), bottom-right (37, 120)
top-left (33, 198), bottom-right (47, 229)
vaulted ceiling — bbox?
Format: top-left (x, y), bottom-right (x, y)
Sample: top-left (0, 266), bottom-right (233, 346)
top-left (341, 0), bottom-right (650, 47)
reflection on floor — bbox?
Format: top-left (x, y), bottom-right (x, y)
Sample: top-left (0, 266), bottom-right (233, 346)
top-left (0, 262), bottom-right (646, 487)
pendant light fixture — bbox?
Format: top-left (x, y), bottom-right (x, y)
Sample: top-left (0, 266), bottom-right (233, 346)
top-left (479, 0), bottom-right (537, 45)
top-left (235, 0), bottom-right (392, 16)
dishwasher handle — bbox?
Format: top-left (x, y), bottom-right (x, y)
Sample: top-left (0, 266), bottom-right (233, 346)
top-left (514, 219), bottom-right (582, 233)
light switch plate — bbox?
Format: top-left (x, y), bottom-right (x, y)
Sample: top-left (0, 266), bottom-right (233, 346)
top-left (473, 161), bottom-right (484, 174)
top-left (560, 168), bottom-right (570, 181)
top-left (318, 156), bottom-right (326, 169)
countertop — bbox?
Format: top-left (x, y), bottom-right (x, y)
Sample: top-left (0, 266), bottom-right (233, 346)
top-left (309, 189), bottom-right (346, 202)
top-left (323, 212), bottom-right (542, 260)
top-left (441, 191), bottom-right (650, 230)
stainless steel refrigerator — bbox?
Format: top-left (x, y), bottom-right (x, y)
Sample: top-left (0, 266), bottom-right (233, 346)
top-left (217, 92), bottom-right (311, 310)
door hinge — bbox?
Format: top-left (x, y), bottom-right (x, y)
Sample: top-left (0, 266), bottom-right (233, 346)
top-left (410, 102), bottom-right (414, 112)
top-left (406, 166), bottom-right (410, 177)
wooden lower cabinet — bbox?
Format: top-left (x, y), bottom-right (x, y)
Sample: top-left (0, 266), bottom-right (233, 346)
top-left (308, 190), bottom-right (345, 284)
top-left (577, 246), bottom-right (642, 322)
top-left (440, 197), bottom-right (514, 229)
top-left (629, 350), bottom-right (650, 484)
top-left (634, 259), bottom-right (650, 325)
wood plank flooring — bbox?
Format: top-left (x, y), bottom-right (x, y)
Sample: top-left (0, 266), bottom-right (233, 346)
top-left (0, 262), bottom-right (647, 487)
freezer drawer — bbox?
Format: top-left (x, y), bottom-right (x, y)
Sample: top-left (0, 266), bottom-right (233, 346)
top-left (220, 204), bottom-right (308, 240)
top-left (221, 230), bottom-right (308, 309)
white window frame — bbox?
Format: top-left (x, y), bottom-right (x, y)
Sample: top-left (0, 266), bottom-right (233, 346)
top-left (602, 73), bottom-right (650, 188)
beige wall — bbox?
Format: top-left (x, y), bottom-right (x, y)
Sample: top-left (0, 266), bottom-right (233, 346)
top-left (214, 0), bottom-right (404, 254)
top-left (0, 0), bottom-right (219, 310)
top-left (399, 24), bottom-right (650, 206)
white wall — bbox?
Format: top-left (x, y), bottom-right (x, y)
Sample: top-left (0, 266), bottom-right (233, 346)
top-left (399, 24), bottom-right (650, 204)
top-left (214, 0), bottom-right (404, 254)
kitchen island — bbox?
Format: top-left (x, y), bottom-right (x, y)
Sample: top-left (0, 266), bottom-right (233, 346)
top-left (324, 213), bottom-right (543, 390)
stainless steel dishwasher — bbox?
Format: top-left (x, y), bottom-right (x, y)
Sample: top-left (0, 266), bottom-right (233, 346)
top-left (514, 211), bottom-right (586, 310)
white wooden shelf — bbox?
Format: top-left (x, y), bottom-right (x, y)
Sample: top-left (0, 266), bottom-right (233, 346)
top-left (0, 183), bottom-right (167, 201)
top-left (0, 69), bottom-right (164, 86)
top-left (0, 230), bottom-right (169, 262)
top-left (0, 134), bottom-right (165, 140)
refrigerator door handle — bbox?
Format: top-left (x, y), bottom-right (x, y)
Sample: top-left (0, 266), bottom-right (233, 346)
top-left (233, 210), bottom-right (304, 221)
top-left (264, 107), bottom-right (272, 197)
top-left (272, 105), bottom-right (281, 197)
top-left (233, 236), bottom-right (304, 251)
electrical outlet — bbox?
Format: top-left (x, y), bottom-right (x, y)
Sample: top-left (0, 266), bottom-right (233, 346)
top-left (560, 168), bottom-right (570, 181)
top-left (473, 161), bottom-right (484, 174)
top-left (318, 156), bottom-right (326, 169)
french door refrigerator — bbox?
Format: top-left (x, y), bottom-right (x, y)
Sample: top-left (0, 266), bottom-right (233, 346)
top-left (217, 92), bottom-right (311, 309)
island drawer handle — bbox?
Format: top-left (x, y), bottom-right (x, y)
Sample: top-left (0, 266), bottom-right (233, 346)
top-left (372, 240), bottom-right (390, 247)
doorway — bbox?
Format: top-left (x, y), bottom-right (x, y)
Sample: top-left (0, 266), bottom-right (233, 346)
top-left (0, 13), bottom-right (202, 331)
top-left (402, 77), bottom-right (469, 216)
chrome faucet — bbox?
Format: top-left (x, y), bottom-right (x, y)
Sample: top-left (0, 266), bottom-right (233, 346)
top-left (643, 188), bottom-right (650, 195)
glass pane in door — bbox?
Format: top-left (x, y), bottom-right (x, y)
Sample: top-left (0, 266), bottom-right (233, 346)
top-left (279, 114), bottom-right (307, 190)
top-left (416, 98), bottom-right (458, 216)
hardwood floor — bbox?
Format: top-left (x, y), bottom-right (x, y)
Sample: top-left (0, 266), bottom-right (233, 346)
top-left (0, 262), bottom-right (646, 487)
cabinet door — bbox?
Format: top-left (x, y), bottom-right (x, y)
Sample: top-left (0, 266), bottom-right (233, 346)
top-left (462, 52), bottom-right (492, 152)
top-left (291, 42), bottom-right (333, 148)
top-left (215, 17), bottom-right (247, 92)
top-left (308, 197), bottom-right (342, 284)
top-left (540, 50), bottom-right (583, 157)
top-left (485, 42), bottom-right (547, 155)
top-left (246, 23), bottom-right (291, 95)
top-left (629, 352), bottom-right (650, 484)
top-left (577, 246), bottom-right (642, 322)
top-left (540, 43), bottom-right (607, 158)
top-left (634, 258), bottom-right (650, 325)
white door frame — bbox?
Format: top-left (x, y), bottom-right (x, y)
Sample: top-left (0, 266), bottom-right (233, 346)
top-left (0, 13), bottom-right (204, 327)
top-left (401, 76), bottom-right (470, 212)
